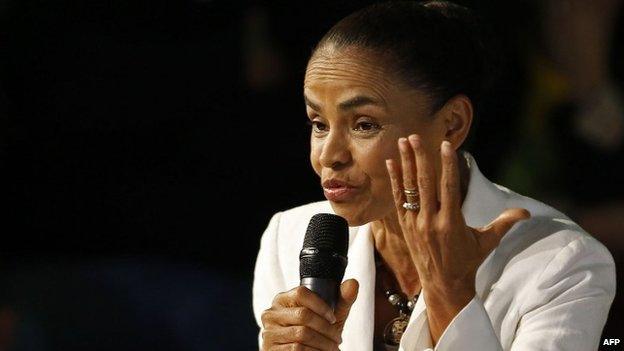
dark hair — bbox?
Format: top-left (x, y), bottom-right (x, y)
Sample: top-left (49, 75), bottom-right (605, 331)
top-left (311, 1), bottom-right (497, 116)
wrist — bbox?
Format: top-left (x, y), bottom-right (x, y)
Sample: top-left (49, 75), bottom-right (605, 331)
top-left (424, 285), bottom-right (475, 344)
top-left (425, 285), bottom-right (474, 315)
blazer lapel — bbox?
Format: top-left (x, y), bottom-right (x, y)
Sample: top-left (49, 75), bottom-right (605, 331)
top-left (340, 222), bottom-right (375, 351)
top-left (460, 151), bottom-right (511, 299)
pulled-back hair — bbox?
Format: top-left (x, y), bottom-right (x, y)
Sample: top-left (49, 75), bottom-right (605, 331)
top-left (311, 1), bottom-right (497, 116)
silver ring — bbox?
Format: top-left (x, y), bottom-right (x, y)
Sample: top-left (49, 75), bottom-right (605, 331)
top-left (402, 201), bottom-right (420, 211)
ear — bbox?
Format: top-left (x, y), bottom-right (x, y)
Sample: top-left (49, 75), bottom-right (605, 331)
top-left (440, 94), bottom-right (473, 148)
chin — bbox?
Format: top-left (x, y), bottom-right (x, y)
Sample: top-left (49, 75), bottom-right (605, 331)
top-left (328, 201), bottom-right (375, 227)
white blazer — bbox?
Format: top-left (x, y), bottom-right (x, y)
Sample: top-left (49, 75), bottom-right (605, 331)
top-left (252, 152), bottom-right (615, 350)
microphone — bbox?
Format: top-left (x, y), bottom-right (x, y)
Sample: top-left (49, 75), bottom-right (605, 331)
top-left (299, 213), bottom-right (349, 310)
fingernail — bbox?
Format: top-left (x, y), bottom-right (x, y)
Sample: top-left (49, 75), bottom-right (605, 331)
top-left (442, 140), bottom-right (453, 154)
top-left (408, 134), bottom-right (420, 148)
top-left (399, 138), bottom-right (409, 151)
top-left (327, 312), bottom-right (336, 324)
top-left (385, 159), bottom-right (392, 168)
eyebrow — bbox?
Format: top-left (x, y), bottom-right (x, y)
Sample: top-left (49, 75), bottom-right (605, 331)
top-left (304, 94), bottom-right (386, 112)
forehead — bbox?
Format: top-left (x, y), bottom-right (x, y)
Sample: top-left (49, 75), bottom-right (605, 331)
top-left (304, 47), bottom-right (398, 102)
top-left (303, 46), bottom-right (430, 115)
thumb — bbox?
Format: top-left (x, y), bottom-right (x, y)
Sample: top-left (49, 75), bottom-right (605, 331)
top-left (333, 279), bottom-right (359, 326)
top-left (476, 208), bottom-right (531, 254)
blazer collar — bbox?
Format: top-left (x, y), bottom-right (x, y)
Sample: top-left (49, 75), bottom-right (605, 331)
top-left (460, 151), bottom-right (509, 228)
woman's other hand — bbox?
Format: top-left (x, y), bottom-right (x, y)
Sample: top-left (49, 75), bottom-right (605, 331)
top-left (385, 135), bottom-right (530, 344)
top-left (260, 279), bottom-right (358, 351)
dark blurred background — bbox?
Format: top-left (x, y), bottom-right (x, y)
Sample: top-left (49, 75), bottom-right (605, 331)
top-left (1, 0), bottom-right (622, 350)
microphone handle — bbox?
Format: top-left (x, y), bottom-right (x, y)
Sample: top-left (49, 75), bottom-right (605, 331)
top-left (300, 277), bottom-right (340, 310)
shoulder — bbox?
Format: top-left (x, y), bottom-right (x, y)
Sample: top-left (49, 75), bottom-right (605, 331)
top-left (260, 200), bottom-right (334, 249)
top-left (489, 185), bottom-right (615, 303)
top-left (273, 200), bottom-right (334, 231)
top-left (504, 215), bottom-right (614, 276)
top-left (496, 182), bottom-right (610, 259)
top-left (497, 182), bottom-right (613, 264)
top-left (254, 201), bottom-right (335, 294)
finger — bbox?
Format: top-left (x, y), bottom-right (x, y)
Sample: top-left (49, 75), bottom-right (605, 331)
top-left (386, 159), bottom-right (406, 217)
top-left (476, 208), bottom-right (531, 253)
top-left (264, 307), bottom-right (341, 343)
top-left (439, 140), bottom-right (461, 218)
top-left (334, 279), bottom-right (359, 325)
top-left (409, 134), bottom-right (437, 217)
top-left (266, 326), bottom-right (338, 350)
top-left (274, 286), bottom-right (336, 324)
top-left (271, 344), bottom-right (321, 351)
top-left (398, 137), bottom-right (419, 196)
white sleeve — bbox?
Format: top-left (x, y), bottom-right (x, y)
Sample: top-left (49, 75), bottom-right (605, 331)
top-left (252, 212), bottom-right (286, 349)
top-left (412, 236), bottom-right (615, 351)
top-left (508, 237), bottom-right (615, 350)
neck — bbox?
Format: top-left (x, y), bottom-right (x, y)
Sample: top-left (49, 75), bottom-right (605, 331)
top-left (371, 149), bottom-right (471, 298)
top-left (371, 218), bottom-right (421, 298)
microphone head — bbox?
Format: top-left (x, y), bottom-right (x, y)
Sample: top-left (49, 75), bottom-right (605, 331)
top-left (299, 213), bottom-right (349, 280)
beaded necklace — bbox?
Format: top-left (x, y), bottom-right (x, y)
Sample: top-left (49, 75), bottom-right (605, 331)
top-left (374, 251), bottom-right (419, 346)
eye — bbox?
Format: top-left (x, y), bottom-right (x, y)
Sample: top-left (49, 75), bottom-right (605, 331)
top-left (306, 120), bottom-right (328, 133)
top-left (354, 121), bottom-right (381, 132)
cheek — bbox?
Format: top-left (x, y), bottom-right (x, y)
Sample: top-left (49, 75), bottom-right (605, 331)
top-left (309, 141), bottom-right (322, 176)
top-left (357, 137), bottom-right (396, 175)
top-left (355, 139), bottom-right (396, 192)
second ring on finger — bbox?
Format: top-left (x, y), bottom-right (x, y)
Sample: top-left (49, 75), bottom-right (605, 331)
top-left (404, 189), bottom-right (420, 202)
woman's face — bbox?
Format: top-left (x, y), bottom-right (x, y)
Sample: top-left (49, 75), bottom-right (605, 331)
top-left (304, 46), bottom-right (448, 226)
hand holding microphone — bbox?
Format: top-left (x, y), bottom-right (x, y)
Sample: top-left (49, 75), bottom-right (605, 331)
top-left (260, 214), bottom-right (359, 351)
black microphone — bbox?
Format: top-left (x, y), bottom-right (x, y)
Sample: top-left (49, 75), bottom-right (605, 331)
top-left (299, 213), bottom-right (349, 310)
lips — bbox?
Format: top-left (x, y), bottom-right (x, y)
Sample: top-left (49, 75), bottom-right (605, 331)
top-left (322, 179), bottom-right (360, 202)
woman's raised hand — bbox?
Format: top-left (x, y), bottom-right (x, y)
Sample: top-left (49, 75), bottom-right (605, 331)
top-left (260, 279), bottom-right (358, 351)
top-left (385, 135), bottom-right (530, 343)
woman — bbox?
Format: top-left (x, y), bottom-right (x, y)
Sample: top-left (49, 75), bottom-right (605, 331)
top-left (252, 2), bottom-right (615, 350)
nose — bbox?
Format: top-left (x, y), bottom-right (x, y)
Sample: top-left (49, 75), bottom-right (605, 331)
top-left (319, 129), bottom-right (352, 169)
